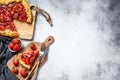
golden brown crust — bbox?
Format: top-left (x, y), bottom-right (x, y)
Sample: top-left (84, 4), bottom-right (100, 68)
top-left (0, 0), bottom-right (22, 4)
top-left (0, 29), bottom-right (18, 37)
top-left (22, 0), bottom-right (32, 23)
top-left (0, 0), bottom-right (32, 23)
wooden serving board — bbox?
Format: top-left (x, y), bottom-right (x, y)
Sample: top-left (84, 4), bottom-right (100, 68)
top-left (7, 36), bottom-right (54, 80)
top-left (14, 4), bottom-right (37, 40)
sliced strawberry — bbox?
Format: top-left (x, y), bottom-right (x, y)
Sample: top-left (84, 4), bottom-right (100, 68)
top-left (12, 2), bottom-right (18, 7)
top-left (7, 7), bottom-right (12, 11)
top-left (0, 8), bottom-right (4, 13)
top-left (29, 56), bottom-right (35, 64)
top-left (34, 51), bottom-right (39, 56)
top-left (4, 22), bottom-right (8, 26)
top-left (6, 16), bottom-right (12, 22)
top-left (0, 16), bottom-right (4, 22)
top-left (16, 10), bottom-right (23, 15)
top-left (22, 53), bottom-right (28, 59)
top-left (29, 50), bottom-right (34, 56)
top-left (18, 3), bottom-right (23, 9)
top-left (25, 58), bottom-right (29, 65)
top-left (23, 53), bottom-right (32, 58)
top-left (15, 4), bottom-right (23, 12)
top-left (21, 13), bottom-right (27, 18)
top-left (8, 3), bottom-right (14, 8)
top-left (5, 11), bottom-right (10, 17)
top-left (18, 16), bottom-right (22, 21)
top-left (0, 13), bottom-right (4, 16)
top-left (13, 13), bottom-right (18, 19)
top-left (5, 22), bottom-right (11, 25)
top-left (21, 57), bottom-right (26, 62)
top-left (9, 22), bottom-right (16, 31)
top-left (0, 26), bottom-right (5, 31)
top-left (10, 10), bottom-right (15, 16)
top-left (16, 8), bottom-right (22, 12)
top-left (23, 18), bottom-right (27, 22)
top-left (1, 5), bottom-right (6, 8)
top-left (5, 25), bottom-right (10, 29)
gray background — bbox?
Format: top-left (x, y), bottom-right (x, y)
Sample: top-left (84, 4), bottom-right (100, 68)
top-left (23, 0), bottom-right (120, 80)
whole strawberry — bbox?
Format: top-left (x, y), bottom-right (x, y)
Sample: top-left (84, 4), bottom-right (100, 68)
top-left (11, 67), bottom-right (19, 74)
top-left (12, 38), bottom-right (19, 44)
top-left (13, 59), bottom-right (19, 66)
top-left (9, 43), bottom-right (14, 50)
top-left (20, 68), bottom-right (27, 77)
top-left (30, 43), bottom-right (36, 50)
top-left (13, 44), bottom-right (20, 51)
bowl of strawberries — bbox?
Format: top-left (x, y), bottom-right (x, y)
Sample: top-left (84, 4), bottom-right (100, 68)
top-left (8, 38), bottom-right (22, 52)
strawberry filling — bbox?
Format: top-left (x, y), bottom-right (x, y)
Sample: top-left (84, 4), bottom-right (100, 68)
top-left (0, 2), bottom-right (28, 31)
top-left (21, 51), bottom-right (39, 66)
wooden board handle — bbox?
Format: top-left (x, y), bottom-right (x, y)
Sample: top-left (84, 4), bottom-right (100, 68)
top-left (41, 36), bottom-right (54, 51)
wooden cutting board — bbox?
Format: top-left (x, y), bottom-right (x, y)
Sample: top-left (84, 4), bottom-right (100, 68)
top-left (14, 4), bottom-right (37, 40)
top-left (7, 36), bottom-right (54, 80)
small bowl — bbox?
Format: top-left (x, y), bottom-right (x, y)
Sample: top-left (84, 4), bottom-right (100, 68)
top-left (8, 38), bottom-right (22, 53)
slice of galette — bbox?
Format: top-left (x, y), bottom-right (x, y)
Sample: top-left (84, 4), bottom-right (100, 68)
top-left (18, 50), bottom-right (39, 70)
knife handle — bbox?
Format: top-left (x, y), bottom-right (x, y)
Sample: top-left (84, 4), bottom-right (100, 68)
top-left (41, 36), bottom-right (54, 51)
